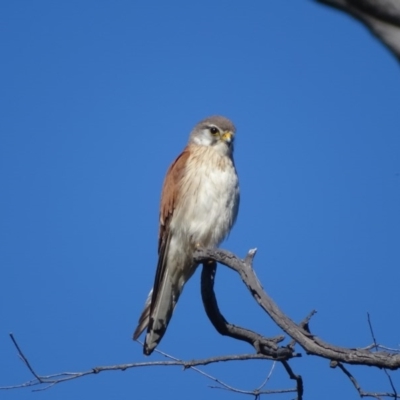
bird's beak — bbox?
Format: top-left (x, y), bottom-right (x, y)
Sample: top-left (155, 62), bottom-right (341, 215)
top-left (221, 131), bottom-right (233, 144)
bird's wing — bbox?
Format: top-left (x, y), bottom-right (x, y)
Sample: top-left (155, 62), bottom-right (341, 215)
top-left (152, 148), bottom-right (190, 309)
top-left (133, 149), bottom-right (190, 351)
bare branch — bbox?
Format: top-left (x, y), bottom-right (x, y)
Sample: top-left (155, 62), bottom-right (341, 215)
top-left (193, 247), bottom-right (400, 370)
top-left (255, 361), bottom-right (276, 391)
top-left (315, 0), bottom-right (400, 61)
top-left (9, 333), bottom-right (42, 383)
top-left (332, 362), bottom-right (400, 399)
top-left (0, 333), bottom-right (278, 391)
top-left (281, 360), bottom-right (304, 400)
top-left (4, 247), bottom-right (400, 398)
top-left (200, 257), bottom-right (304, 399)
top-left (153, 347), bottom-right (296, 397)
top-left (367, 314), bottom-right (398, 398)
top-left (288, 310), bottom-right (317, 349)
top-left (368, 312), bottom-right (379, 350)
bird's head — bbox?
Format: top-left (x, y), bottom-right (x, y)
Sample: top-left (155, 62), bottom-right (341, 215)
top-left (189, 115), bottom-right (236, 155)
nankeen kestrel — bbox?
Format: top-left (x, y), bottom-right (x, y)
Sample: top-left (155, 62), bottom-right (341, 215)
top-left (133, 116), bottom-right (240, 355)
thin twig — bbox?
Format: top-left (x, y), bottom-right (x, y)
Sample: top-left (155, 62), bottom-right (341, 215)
top-left (9, 333), bottom-right (43, 383)
top-left (1, 334), bottom-right (281, 391)
top-left (335, 362), bottom-right (400, 399)
top-left (367, 314), bottom-right (398, 399)
top-left (288, 310), bottom-right (317, 349)
top-left (153, 347), bottom-right (294, 396)
top-left (255, 361), bottom-right (276, 391)
top-left (368, 313), bottom-right (379, 350)
top-left (281, 360), bottom-right (303, 400)
top-left (361, 344), bottom-right (400, 353)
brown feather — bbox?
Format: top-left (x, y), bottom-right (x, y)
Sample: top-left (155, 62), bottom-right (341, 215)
top-left (133, 148), bottom-right (190, 342)
top-left (158, 148), bottom-right (191, 251)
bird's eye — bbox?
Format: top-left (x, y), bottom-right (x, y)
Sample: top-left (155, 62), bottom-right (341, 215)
top-left (209, 127), bottom-right (219, 135)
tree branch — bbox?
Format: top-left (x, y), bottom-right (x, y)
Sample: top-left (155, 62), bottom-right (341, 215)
top-left (200, 260), bottom-right (295, 359)
top-left (194, 247), bottom-right (400, 370)
top-left (315, 0), bottom-right (400, 61)
top-left (4, 246), bottom-right (399, 398)
top-left (332, 361), bottom-right (400, 399)
top-left (0, 333), bottom-right (279, 392)
top-left (154, 347), bottom-right (296, 397)
top-left (200, 257), bottom-right (305, 399)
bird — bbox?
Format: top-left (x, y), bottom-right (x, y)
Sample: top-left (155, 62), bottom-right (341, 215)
top-left (133, 115), bottom-right (240, 355)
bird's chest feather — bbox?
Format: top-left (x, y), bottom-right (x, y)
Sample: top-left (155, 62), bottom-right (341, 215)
top-left (172, 148), bottom-right (239, 246)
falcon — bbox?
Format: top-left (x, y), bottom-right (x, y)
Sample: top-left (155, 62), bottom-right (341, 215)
top-left (133, 115), bottom-right (240, 355)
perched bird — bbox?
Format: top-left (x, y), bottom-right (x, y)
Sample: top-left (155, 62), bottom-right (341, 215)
top-left (133, 115), bottom-right (240, 355)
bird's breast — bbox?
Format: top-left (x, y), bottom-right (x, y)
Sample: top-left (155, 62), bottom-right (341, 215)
top-left (171, 147), bottom-right (239, 248)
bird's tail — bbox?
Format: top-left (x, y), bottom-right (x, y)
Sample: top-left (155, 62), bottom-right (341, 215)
top-left (133, 289), bottom-right (153, 341)
top-left (143, 267), bottom-right (178, 355)
top-left (133, 267), bottom-right (180, 355)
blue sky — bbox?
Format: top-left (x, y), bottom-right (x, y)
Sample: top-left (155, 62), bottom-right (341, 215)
top-left (1, 1), bottom-right (399, 399)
